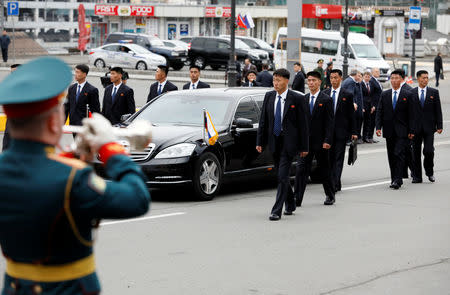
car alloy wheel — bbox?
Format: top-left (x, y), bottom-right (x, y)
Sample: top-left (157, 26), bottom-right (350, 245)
top-left (136, 61), bottom-right (147, 70)
top-left (193, 152), bottom-right (222, 201)
top-left (94, 59), bottom-right (105, 69)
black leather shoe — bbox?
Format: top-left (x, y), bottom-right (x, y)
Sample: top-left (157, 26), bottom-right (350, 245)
top-left (324, 196), bottom-right (335, 205)
top-left (412, 178), bottom-right (422, 183)
top-left (283, 211), bottom-right (293, 216)
top-left (371, 139), bottom-right (379, 143)
top-left (391, 182), bottom-right (401, 189)
top-left (428, 176), bottom-right (435, 182)
top-left (295, 199), bottom-right (302, 207)
top-left (269, 214), bottom-right (280, 221)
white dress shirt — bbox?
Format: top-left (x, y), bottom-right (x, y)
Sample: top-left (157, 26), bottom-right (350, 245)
top-left (309, 90), bottom-right (320, 107)
top-left (330, 87), bottom-right (340, 113)
top-left (391, 88), bottom-right (400, 105)
top-left (190, 80), bottom-right (199, 89)
top-left (112, 82), bottom-right (122, 97)
top-left (274, 88), bottom-right (288, 119)
top-left (418, 86), bottom-right (427, 100)
top-left (76, 81), bottom-right (87, 93)
top-left (158, 79), bottom-right (167, 91)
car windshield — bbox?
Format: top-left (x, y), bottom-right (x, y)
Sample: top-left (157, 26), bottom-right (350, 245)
top-left (252, 38), bottom-right (273, 49)
top-left (135, 94), bottom-right (236, 127)
top-left (129, 45), bottom-right (151, 54)
top-left (150, 38), bottom-right (165, 47)
top-left (351, 44), bottom-right (382, 59)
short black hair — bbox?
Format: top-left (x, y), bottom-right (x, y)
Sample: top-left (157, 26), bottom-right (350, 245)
top-left (110, 67), bottom-right (124, 75)
top-left (330, 69), bottom-right (343, 77)
top-left (189, 65), bottom-right (201, 71)
top-left (10, 64), bottom-right (21, 69)
top-left (416, 70), bottom-right (428, 78)
top-left (75, 64), bottom-right (89, 75)
top-left (294, 62), bottom-right (301, 67)
top-left (246, 70), bottom-right (257, 77)
top-left (273, 68), bottom-right (290, 80)
top-left (262, 63), bottom-right (269, 70)
top-left (306, 71), bottom-right (322, 80)
top-left (391, 69), bottom-right (405, 79)
top-left (157, 65), bottom-right (169, 76)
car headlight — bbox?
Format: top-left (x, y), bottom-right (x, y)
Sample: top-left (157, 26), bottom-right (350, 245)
top-left (154, 143), bottom-right (196, 159)
top-left (171, 51), bottom-right (179, 56)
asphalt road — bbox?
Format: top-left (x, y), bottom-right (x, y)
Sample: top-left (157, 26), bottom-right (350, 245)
top-left (0, 77), bottom-right (449, 294)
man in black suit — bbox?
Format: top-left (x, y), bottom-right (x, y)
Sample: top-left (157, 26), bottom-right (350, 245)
top-left (2, 64), bottom-right (20, 151)
top-left (102, 67), bottom-right (136, 125)
top-left (183, 65), bottom-right (210, 89)
top-left (256, 68), bottom-right (309, 221)
top-left (147, 65), bottom-right (178, 102)
top-left (400, 70), bottom-right (415, 179)
top-left (295, 71), bottom-right (335, 206)
top-left (342, 70), bottom-right (363, 143)
top-left (410, 70), bottom-right (443, 183)
top-left (361, 71), bottom-right (382, 143)
top-left (242, 58), bottom-right (257, 83)
top-left (64, 64), bottom-right (100, 129)
top-left (367, 68), bottom-right (383, 143)
top-left (256, 63), bottom-right (273, 87)
top-left (242, 71), bottom-right (262, 87)
top-left (376, 69), bottom-right (416, 189)
top-left (323, 69), bottom-right (358, 192)
top-left (292, 62), bottom-right (305, 93)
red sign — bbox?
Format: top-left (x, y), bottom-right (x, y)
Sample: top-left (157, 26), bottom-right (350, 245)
top-left (302, 4), bottom-right (342, 19)
top-left (205, 7), bottom-right (231, 18)
top-left (95, 5), bottom-right (154, 17)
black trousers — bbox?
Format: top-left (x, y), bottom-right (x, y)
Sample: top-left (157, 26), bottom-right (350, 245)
top-left (386, 137), bottom-right (408, 184)
top-left (363, 109), bottom-right (371, 140)
top-left (356, 115), bottom-right (363, 139)
top-left (435, 71), bottom-right (440, 87)
top-left (1, 48), bottom-right (7, 62)
top-left (294, 148), bottom-right (334, 206)
top-left (413, 132), bottom-right (435, 179)
top-left (329, 138), bottom-right (347, 190)
top-left (271, 135), bottom-right (296, 216)
top-left (369, 110), bottom-right (376, 139)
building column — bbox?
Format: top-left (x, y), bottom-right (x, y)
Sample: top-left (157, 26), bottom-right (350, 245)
top-left (192, 17), bottom-right (200, 36)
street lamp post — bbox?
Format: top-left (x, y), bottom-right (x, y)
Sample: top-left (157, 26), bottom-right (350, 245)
top-left (343, 0), bottom-right (349, 78)
top-left (410, 0), bottom-right (418, 80)
top-left (227, 0), bottom-right (237, 87)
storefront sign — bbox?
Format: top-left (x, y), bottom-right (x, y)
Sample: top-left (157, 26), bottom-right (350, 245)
top-left (205, 6), bottom-right (231, 18)
top-left (95, 5), bottom-right (155, 17)
top-left (302, 4), bottom-right (342, 19)
top-left (375, 10), bottom-right (405, 17)
top-left (180, 24), bottom-right (189, 36)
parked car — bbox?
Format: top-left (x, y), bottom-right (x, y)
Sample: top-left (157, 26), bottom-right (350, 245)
top-left (188, 37), bottom-right (269, 71)
top-left (163, 40), bottom-right (189, 51)
top-left (88, 43), bottom-right (166, 70)
top-left (221, 35), bottom-right (274, 67)
top-left (105, 32), bottom-right (187, 70)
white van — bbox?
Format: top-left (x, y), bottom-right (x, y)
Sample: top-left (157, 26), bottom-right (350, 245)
top-left (274, 27), bottom-right (391, 81)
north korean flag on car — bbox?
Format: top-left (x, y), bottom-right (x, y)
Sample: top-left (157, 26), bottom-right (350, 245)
top-left (204, 109), bottom-right (218, 146)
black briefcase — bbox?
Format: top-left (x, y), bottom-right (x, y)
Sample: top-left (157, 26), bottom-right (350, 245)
top-left (348, 140), bottom-right (358, 165)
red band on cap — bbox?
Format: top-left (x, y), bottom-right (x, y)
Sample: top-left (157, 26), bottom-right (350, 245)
top-left (3, 94), bottom-right (62, 119)
top-left (98, 142), bottom-right (127, 164)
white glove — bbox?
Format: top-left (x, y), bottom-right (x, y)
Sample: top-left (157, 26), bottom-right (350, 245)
top-left (80, 113), bottom-right (117, 152)
top-left (125, 120), bottom-right (152, 150)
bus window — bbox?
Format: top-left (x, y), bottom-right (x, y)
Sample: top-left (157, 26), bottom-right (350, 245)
top-left (302, 38), bottom-right (321, 53)
top-left (321, 39), bottom-right (338, 55)
top-left (277, 34), bottom-right (287, 50)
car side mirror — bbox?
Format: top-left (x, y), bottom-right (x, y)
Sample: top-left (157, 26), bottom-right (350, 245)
top-left (234, 117), bottom-right (253, 129)
top-left (121, 113), bottom-right (132, 122)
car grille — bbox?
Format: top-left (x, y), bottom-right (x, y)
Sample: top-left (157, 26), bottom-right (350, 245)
top-left (130, 143), bottom-right (156, 162)
top-left (381, 68), bottom-right (389, 74)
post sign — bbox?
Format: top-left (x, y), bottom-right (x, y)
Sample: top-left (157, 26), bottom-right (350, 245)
top-left (7, 2), bottom-right (19, 16)
top-left (205, 7), bottom-right (231, 18)
top-left (302, 4), bottom-right (342, 19)
top-left (408, 6), bottom-right (421, 31)
top-left (95, 5), bottom-right (154, 17)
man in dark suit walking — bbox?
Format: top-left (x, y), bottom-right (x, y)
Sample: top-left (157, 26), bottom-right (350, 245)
top-left (376, 69), bottom-right (416, 189)
top-left (410, 70), bottom-right (443, 183)
top-left (292, 62), bottom-right (305, 93)
top-left (183, 65), bottom-right (210, 89)
top-left (242, 71), bottom-right (262, 87)
top-left (295, 71), bottom-right (335, 206)
top-left (64, 64), bottom-right (100, 129)
top-left (256, 63), bottom-right (273, 87)
top-left (323, 69), bottom-right (358, 192)
top-left (361, 71), bottom-right (382, 143)
top-left (147, 65), bottom-right (178, 102)
top-left (367, 68), bottom-right (383, 143)
top-left (256, 68), bottom-right (309, 221)
top-left (434, 52), bottom-right (443, 87)
top-left (102, 67), bottom-right (136, 125)
top-left (342, 70), bottom-right (363, 143)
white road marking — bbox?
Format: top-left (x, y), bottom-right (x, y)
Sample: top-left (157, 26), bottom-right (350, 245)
top-left (101, 212), bottom-right (186, 226)
top-left (342, 180), bottom-right (392, 191)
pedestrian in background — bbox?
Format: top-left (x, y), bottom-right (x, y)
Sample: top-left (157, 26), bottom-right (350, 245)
top-left (242, 58), bottom-right (257, 83)
top-left (242, 71), bottom-right (261, 87)
top-left (292, 62), bottom-right (305, 93)
top-left (183, 65), bottom-right (210, 89)
top-left (410, 70), bottom-right (443, 183)
top-left (147, 65), bottom-right (178, 102)
top-left (2, 64), bottom-right (20, 152)
top-left (314, 59), bottom-right (326, 90)
top-left (368, 68), bottom-right (383, 143)
top-left (434, 52), bottom-right (443, 87)
top-left (256, 68), bottom-right (309, 220)
top-left (325, 61), bottom-right (333, 89)
top-left (0, 30), bottom-right (10, 63)
top-left (102, 67), bottom-right (135, 125)
top-left (342, 69), bottom-right (363, 143)
top-left (256, 63), bottom-right (273, 87)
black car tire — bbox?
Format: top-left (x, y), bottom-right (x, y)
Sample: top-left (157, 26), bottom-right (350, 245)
top-left (94, 59), bottom-right (105, 69)
top-left (192, 152), bottom-right (222, 201)
top-left (136, 61), bottom-right (147, 71)
top-left (171, 62), bottom-right (184, 71)
top-left (192, 57), bottom-right (206, 70)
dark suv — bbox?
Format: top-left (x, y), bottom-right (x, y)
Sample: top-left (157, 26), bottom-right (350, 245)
top-left (105, 33), bottom-right (187, 70)
top-left (188, 37), bottom-right (268, 70)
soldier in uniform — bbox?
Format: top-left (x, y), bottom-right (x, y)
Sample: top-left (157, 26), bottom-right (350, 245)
top-left (0, 57), bottom-right (151, 294)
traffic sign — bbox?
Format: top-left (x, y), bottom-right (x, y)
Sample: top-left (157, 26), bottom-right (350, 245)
top-left (409, 6), bottom-right (421, 31)
top-left (7, 2), bottom-right (19, 16)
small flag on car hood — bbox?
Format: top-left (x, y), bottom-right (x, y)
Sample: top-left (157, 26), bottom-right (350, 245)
top-left (203, 109), bottom-right (218, 146)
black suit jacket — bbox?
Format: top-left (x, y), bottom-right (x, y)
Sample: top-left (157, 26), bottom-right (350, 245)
top-left (370, 77), bottom-right (382, 108)
top-left (102, 83), bottom-right (136, 125)
top-left (242, 81), bottom-right (262, 87)
top-left (242, 64), bottom-right (257, 82)
top-left (410, 87), bottom-right (443, 134)
top-left (256, 70), bottom-right (273, 87)
top-left (304, 91), bottom-right (334, 150)
top-left (147, 80), bottom-right (178, 102)
top-left (64, 82), bottom-right (100, 126)
top-left (323, 88), bottom-right (356, 141)
top-left (257, 90), bottom-right (309, 157)
top-left (182, 81), bottom-right (210, 89)
top-left (376, 88), bottom-right (415, 138)
top-left (292, 71), bottom-right (305, 93)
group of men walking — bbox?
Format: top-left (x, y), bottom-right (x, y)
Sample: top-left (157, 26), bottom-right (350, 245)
top-left (257, 66), bottom-right (443, 221)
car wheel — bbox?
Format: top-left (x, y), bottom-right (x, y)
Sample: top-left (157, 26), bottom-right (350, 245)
top-left (192, 152), bottom-right (222, 201)
top-left (171, 62), bottom-right (184, 71)
top-left (193, 57), bottom-right (206, 70)
top-left (136, 61), bottom-right (147, 71)
top-left (94, 59), bottom-right (105, 69)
